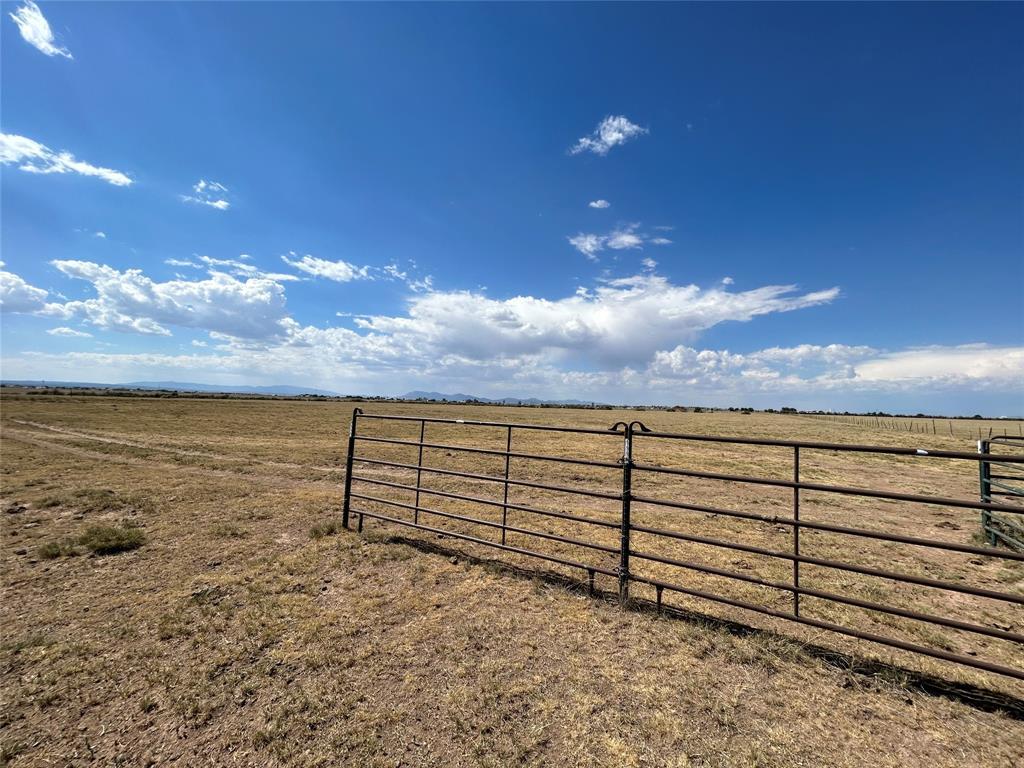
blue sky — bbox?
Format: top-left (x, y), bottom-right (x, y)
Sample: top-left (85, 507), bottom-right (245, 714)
top-left (1, 1), bottom-right (1022, 414)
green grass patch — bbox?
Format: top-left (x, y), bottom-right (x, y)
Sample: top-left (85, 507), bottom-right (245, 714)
top-left (36, 539), bottom-right (79, 559)
top-left (79, 523), bottom-right (146, 555)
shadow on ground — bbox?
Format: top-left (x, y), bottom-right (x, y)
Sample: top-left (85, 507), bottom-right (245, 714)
top-left (374, 531), bottom-right (1024, 719)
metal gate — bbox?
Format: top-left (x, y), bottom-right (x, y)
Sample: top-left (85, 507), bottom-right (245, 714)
top-left (342, 409), bottom-right (1024, 681)
top-left (980, 436), bottom-right (1024, 550)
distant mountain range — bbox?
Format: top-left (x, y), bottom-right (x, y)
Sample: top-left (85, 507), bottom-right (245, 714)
top-left (2, 380), bottom-right (343, 397)
top-left (402, 390), bottom-right (600, 406)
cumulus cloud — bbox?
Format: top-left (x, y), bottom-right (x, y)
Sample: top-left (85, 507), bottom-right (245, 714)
top-left (8, 1), bottom-right (71, 58)
top-left (46, 326), bottom-right (91, 338)
top-left (44, 260), bottom-right (290, 338)
top-left (6, 258), bottom-right (1016, 406)
top-left (4, 260), bottom-right (836, 371)
top-left (181, 179), bottom-right (230, 210)
top-left (854, 345), bottom-right (1024, 383)
top-left (1, 265), bottom-right (50, 312)
top-left (352, 275), bottom-right (840, 368)
top-left (570, 115), bottom-right (647, 156)
top-left (567, 224), bottom-right (672, 260)
top-left (0, 133), bottom-right (132, 186)
top-left (588, 199), bottom-right (611, 209)
top-left (281, 253), bottom-right (372, 283)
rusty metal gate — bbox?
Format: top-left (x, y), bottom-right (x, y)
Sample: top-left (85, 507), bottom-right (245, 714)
top-left (341, 409), bottom-right (1024, 681)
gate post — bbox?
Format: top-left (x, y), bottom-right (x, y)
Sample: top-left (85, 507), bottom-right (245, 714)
top-left (979, 439), bottom-right (994, 545)
top-left (792, 445), bottom-right (801, 617)
top-left (618, 423), bottom-right (634, 606)
top-left (342, 407), bottom-right (362, 529)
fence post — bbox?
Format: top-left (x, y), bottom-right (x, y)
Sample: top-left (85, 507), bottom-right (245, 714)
top-left (792, 445), bottom-right (801, 617)
top-left (979, 439), bottom-right (994, 545)
top-left (618, 423), bottom-right (633, 606)
top-left (342, 407), bottom-right (362, 529)
top-left (414, 419), bottom-right (426, 525)
top-left (501, 426), bottom-right (512, 545)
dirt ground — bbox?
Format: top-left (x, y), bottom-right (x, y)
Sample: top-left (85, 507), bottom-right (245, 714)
top-left (1, 393), bottom-right (1021, 767)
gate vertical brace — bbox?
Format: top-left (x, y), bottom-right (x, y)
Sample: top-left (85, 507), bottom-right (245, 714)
top-left (979, 439), bottom-right (993, 545)
top-left (792, 445), bottom-right (801, 617)
top-left (342, 407), bottom-right (362, 529)
top-left (618, 423), bottom-right (634, 607)
top-left (501, 426), bottom-right (512, 545)
top-left (414, 419), bottom-right (426, 525)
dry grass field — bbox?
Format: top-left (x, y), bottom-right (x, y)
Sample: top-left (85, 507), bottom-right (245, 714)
top-left (1, 393), bottom-right (1022, 767)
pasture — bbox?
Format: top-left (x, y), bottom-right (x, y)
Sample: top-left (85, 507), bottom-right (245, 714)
top-left (1, 393), bottom-right (1022, 767)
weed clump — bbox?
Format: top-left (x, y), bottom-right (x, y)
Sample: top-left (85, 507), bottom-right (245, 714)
top-left (309, 520), bottom-right (343, 539)
top-left (36, 539), bottom-right (78, 559)
top-left (79, 523), bottom-right (146, 555)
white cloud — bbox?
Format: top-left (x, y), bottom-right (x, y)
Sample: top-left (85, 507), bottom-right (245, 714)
top-left (281, 253), bottom-right (371, 283)
top-left (94, 231), bottom-right (106, 239)
top-left (567, 233), bottom-right (605, 261)
top-left (164, 258), bottom-right (199, 268)
top-left (0, 133), bottom-right (132, 186)
top-left (588, 199), bottom-right (611, 209)
top-left (197, 255), bottom-right (300, 282)
top-left (606, 224), bottom-right (644, 251)
top-left (854, 345), bottom-right (1024, 383)
top-left (570, 116), bottom-right (647, 156)
top-left (9, 259), bottom-right (1016, 406)
top-left (45, 260), bottom-right (291, 339)
top-left (722, 277), bottom-right (734, 285)
top-left (383, 264), bottom-right (433, 292)
top-left (352, 274), bottom-right (840, 368)
top-left (8, 1), bottom-right (71, 58)
top-left (567, 224), bottom-right (670, 259)
top-left (46, 326), bottom-right (91, 338)
top-left (641, 257), bottom-right (657, 271)
top-left (1, 266), bottom-right (50, 312)
top-left (181, 179), bottom-right (230, 210)
top-left (4, 257), bottom-right (1019, 407)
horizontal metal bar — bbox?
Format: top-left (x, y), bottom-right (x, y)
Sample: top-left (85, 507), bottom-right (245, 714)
top-left (628, 493), bottom-right (1024, 562)
top-left (355, 435), bottom-right (622, 469)
top-left (358, 411), bottom-right (626, 436)
top-left (628, 573), bottom-right (1024, 680)
top-left (351, 492), bottom-right (619, 554)
top-left (635, 430), bottom-right (1024, 463)
top-left (349, 475), bottom-right (620, 529)
top-left (984, 525), bottom-right (1024, 551)
top-left (988, 479), bottom-right (1024, 496)
top-left (350, 506), bottom-right (619, 578)
top-left (986, 461), bottom-right (1024, 473)
top-left (352, 455), bottom-right (621, 501)
top-left (632, 462), bottom-right (1024, 515)
top-left (626, 523), bottom-right (1024, 605)
top-left (627, 549), bottom-right (1024, 643)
